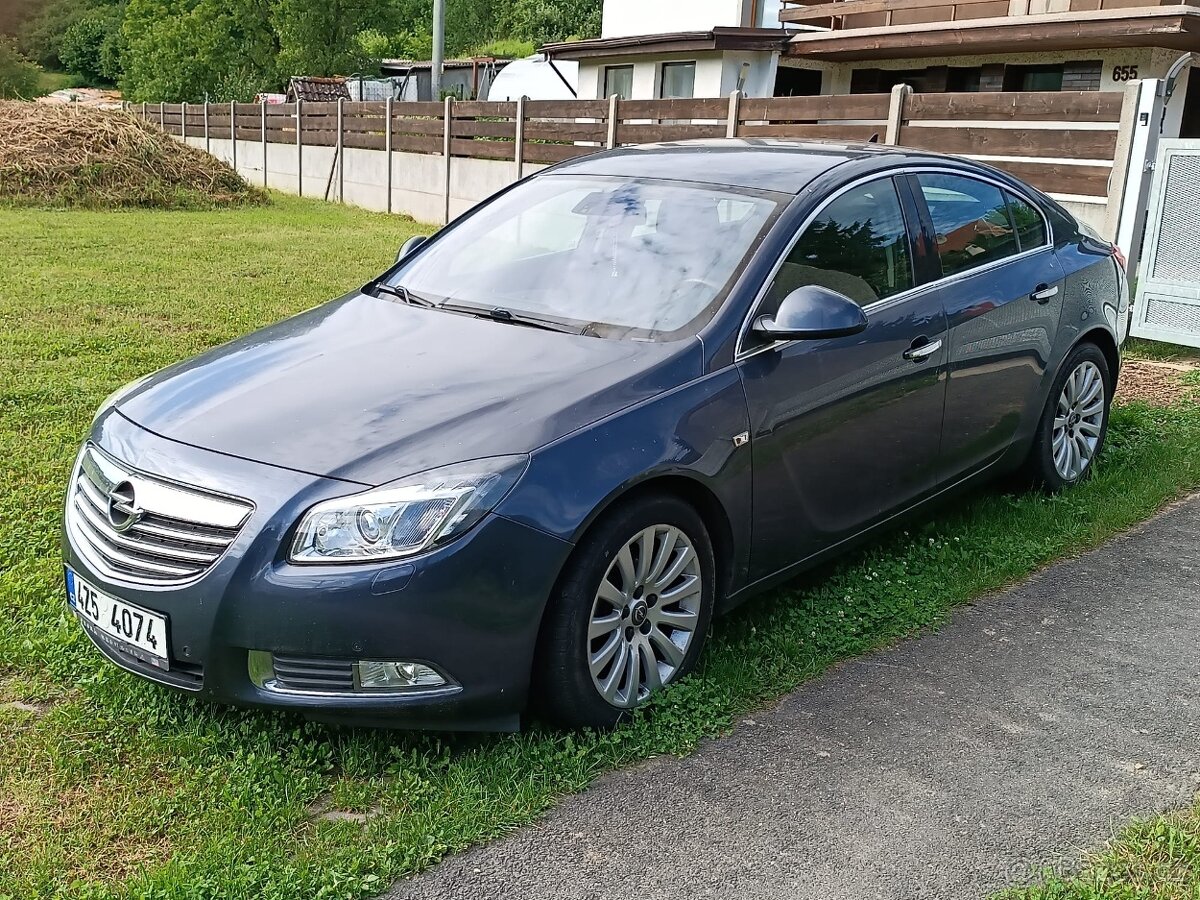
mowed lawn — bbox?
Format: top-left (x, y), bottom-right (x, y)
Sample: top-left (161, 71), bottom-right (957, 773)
top-left (3, 195), bottom-right (1200, 900)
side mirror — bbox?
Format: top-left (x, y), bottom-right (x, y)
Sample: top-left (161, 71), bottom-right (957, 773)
top-left (396, 235), bottom-right (428, 263)
top-left (752, 285), bottom-right (868, 341)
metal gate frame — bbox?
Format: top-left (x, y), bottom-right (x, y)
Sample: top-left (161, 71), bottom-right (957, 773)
top-left (1130, 138), bottom-right (1200, 348)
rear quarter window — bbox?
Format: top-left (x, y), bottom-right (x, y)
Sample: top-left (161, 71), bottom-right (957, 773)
top-left (1006, 191), bottom-right (1048, 251)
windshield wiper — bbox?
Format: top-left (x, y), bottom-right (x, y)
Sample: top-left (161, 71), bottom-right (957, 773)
top-left (367, 281), bottom-right (436, 307)
top-left (439, 302), bottom-right (583, 335)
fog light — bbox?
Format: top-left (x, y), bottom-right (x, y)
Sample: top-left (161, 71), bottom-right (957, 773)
top-left (354, 660), bottom-right (447, 691)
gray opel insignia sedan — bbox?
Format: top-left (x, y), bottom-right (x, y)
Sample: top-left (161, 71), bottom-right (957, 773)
top-left (63, 140), bottom-right (1129, 730)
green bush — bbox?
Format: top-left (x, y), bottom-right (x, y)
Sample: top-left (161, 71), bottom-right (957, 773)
top-left (0, 38), bottom-right (40, 100)
top-left (473, 38), bottom-right (538, 59)
top-left (58, 9), bottom-right (123, 84)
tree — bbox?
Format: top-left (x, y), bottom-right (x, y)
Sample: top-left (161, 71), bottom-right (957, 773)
top-left (59, 7), bottom-right (124, 84)
top-left (0, 35), bottom-right (39, 98)
top-left (272, 0), bottom-right (401, 77)
top-left (121, 0), bottom-right (278, 101)
top-left (497, 0), bottom-right (602, 46)
top-left (13, 0), bottom-right (122, 71)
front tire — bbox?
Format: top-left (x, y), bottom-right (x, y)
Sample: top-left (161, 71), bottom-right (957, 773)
top-left (1023, 343), bottom-right (1112, 491)
top-left (533, 494), bottom-right (716, 729)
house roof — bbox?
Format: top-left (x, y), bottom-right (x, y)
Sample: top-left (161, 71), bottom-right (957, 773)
top-left (286, 76), bottom-right (349, 102)
top-left (784, 5), bottom-right (1200, 59)
top-left (541, 27), bottom-right (790, 60)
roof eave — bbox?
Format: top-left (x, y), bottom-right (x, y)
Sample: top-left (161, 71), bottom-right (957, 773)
top-left (542, 27), bottom-right (789, 60)
top-left (784, 6), bottom-right (1200, 59)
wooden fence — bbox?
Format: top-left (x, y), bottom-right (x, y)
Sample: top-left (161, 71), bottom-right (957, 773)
top-left (133, 86), bottom-right (1135, 218)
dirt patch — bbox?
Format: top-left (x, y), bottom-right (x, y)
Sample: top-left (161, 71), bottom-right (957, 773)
top-left (1117, 358), bottom-right (1197, 407)
top-left (0, 101), bottom-right (266, 210)
top-left (307, 794), bottom-right (383, 826)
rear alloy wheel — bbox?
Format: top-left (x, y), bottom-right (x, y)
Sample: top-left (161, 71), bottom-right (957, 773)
top-left (1052, 359), bottom-right (1106, 481)
top-left (534, 495), bottom-right (715, 728)
top-left (1024, 343), bottom-right (1112, 491)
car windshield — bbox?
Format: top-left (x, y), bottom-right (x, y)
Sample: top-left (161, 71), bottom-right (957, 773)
top-left (387, 175), bottom-right (780, 340)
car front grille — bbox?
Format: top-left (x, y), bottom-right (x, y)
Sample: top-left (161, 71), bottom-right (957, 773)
top-left (270, 654), bottom-right (356, 692)
top-left (67, 444), bottom-right (253, 585)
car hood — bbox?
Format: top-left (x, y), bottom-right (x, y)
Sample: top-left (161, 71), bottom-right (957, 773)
top-left (116, 293), bottom-right (701, 486)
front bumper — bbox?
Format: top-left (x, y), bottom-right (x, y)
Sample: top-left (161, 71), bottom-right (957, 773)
top-left (64, 410), bottom-right (573, 731)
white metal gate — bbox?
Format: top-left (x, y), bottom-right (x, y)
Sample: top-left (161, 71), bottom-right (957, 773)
top-left (1131, 139), bottom-right (1200, 348)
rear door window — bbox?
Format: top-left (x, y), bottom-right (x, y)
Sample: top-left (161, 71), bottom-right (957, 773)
top-left (917, 173), bottom-right (1018, 278)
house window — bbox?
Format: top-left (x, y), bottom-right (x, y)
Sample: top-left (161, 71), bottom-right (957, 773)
top-left (660, 62), bottom-right (696, 99)
top-left (1001, 62), bottom-right (1101, 92)
top-left (753, 0), bottom-right (784, 27)
top-left (1005, 65), bottom-right (1065, 92)
top-left (603, 65), bottom-right (634, 100)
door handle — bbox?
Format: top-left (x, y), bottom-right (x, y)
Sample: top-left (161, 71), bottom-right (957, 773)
top-left (903, 337), bottom-right (942, 362)
top-left (1031, 284), bottom-right (1059, 304)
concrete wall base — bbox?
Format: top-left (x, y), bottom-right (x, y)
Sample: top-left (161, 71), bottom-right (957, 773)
top-left (184, 135), bottom-right (546, 226)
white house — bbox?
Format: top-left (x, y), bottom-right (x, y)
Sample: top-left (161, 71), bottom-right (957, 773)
top-left (543, 0), bottom-right (1200, 137)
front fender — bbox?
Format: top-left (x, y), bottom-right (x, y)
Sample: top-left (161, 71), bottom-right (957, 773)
top-left (495, 367), bottom-right (752, 593)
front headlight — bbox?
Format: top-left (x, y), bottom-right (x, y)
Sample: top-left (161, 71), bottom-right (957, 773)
top-left (289, 455), bottom-right (528, 564)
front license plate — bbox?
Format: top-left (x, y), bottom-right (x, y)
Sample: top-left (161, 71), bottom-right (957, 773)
top-left (66, 567), bottom-right (169, 668)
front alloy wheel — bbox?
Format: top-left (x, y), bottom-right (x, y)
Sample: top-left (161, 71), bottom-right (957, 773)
top-left (587, 525), bottom-right (703, 708)
top-left (534, 494), bottom-right (715, 728)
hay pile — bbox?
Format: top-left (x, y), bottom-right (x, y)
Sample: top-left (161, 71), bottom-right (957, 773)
top-left (0, 101), bottom-right (267, 209)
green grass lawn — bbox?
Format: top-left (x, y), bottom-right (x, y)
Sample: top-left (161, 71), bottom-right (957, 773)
top-left (4, 195), bottom-right (1200, 900)
top-left (34, 70), bottom-right (88, 96)
top-left (998, 800), bottom-right (1200, 899)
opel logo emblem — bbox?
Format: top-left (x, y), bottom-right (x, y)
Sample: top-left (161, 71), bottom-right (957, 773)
top-left (106, 481), bottom-right (144, 533)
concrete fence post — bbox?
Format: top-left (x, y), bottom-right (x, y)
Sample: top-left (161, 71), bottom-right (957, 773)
top-left (606, 94), bottom-right (619, 149)
top-left (885, 83), bottom-right (911, 146)
top-left (141, 101), bottom-right (147, 122)
top-left (1112, 78), bottom-right (1164, 277)
top-left (514, 95), bottom-right (526, 180)
top-left (181, 101), bottom-right (188, 141)
top-left (230, 101), bottom-right (237, 172)
top-left (726, 90), bottom-right (742, 139)
top-left (443, 96), bottom-right (454, 225)
top-left (385, 96), bottom-right (394, 214)
top-left (295, 98), bottom-right (304, 198)
top-left (337, 97), bottom-right (345, 203)
top-left (203, 102), bottom-right (210, 153)
top-left (261, 100), bottom-right (268, 188)
top-left (159, 101), bottom-right (165, 129)
top-left (1105, 80), bottom-right (1150, 245)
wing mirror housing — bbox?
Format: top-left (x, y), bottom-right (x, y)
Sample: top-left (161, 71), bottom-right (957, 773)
top-left (396, 235), bottom-right (428, 263)
top-left (752, 285), bottom-right (868, 341)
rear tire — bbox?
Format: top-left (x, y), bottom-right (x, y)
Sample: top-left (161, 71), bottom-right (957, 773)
top-left (1022, 342), bottom-right (1112, 492)
top-left (533, 494), bottom-right (716, 729)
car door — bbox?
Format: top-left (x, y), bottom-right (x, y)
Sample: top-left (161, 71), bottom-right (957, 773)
top-left (910, 171), bottom-right (1062, 480)
top-left (737, 175), bottom-right (948, 582)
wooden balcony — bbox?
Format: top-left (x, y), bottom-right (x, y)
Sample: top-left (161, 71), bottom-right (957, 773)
top-left (779, 0), bottom-right (1200, 59)
top-left (780, 0), bottom-right (1200, 29)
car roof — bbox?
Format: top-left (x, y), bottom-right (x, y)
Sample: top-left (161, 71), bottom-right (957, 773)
top-left (544, 139), bottom-right (955, 195)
